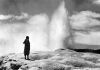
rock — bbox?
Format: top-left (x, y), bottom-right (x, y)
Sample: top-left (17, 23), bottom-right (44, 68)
top-left (0, 59), bottom-right (3, 65)
top-left (0, 49), bottom-right (100, 70)
top-left (4, 62), bottom-right (11, 69)
top-left (10, 63), bottom-right (22, 70)
top-left (28, 67), bottom-right (40, 70)
top-left (0, 66), bottom-right (6, 70)
top-left (18, 69), bottom-right (23, 70)
top-left (73, 68), bottom-right (100, 70)
top-left (41, 61), bottom-right (72, 70)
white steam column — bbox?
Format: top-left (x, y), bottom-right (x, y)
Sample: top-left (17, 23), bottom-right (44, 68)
top-left (49, 1), bottom-right (70, 50)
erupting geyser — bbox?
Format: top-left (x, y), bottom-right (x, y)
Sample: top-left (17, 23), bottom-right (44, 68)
top-left (0, 0), bottom-right (69, 56)
top-left (49, 1), bottom-right (69, 50)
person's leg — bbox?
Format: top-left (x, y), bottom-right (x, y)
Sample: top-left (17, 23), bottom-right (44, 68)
top-left (24, 55), bottom-right (26, 59)
top-left (27, 55), bottom-right (29, 60)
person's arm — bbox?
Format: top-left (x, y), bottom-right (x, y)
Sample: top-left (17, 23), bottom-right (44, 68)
top-left (23, 39), bottom-right (26, 44)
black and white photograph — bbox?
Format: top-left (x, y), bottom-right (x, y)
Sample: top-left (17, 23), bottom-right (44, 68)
top-left (1, 0), bottom-right (100, 70)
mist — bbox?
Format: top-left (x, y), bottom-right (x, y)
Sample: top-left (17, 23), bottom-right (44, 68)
top-left (49, 1), bottom-right (69, 50)
top-left (0, 1), bottom-right (68, 56)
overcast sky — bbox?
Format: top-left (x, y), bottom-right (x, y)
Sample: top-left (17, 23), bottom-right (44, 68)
top-left (0, 0), bottom-right (99, 20)
top-left (65, 0), bottom-right (100, 15)
top-left (0, 0), bottom-right (99, 16)
top-left (0, 0), bottom-right (61, 16)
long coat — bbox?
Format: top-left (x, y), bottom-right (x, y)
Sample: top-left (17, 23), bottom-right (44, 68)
top-left (23, 39), bottom-right (30, 55)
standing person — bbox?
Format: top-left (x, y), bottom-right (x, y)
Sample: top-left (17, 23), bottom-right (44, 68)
top-left (23, 36), bottom-right (30, 60)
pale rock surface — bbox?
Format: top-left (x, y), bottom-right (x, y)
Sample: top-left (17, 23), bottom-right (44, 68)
top-left (0, 49), bottom-right (100, 70)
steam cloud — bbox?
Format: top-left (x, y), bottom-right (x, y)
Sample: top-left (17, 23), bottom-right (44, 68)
top-left (0, 15), bottom-right (12, 20)
top-left (49, 1), bottom-right (69, 50)
top-left (0, 1), bottom-right (68, 56)
top-left (0, 13), bottom-right (29, 20)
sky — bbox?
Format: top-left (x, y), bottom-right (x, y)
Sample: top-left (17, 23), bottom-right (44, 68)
top-left (0, 0), bottom-right (61, 16)
top-left (1, 0), bottom-right (100, 56)
top-left (0, 0), bottom-right (100, 20)
top-left (65, 0), bottom-right (100, 14)
top-left (69, 0), bottom-right (100, 47)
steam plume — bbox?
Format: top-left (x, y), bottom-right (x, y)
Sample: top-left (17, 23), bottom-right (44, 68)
top-left (0, 1), bottom-right (69, 56)
top-left (49, 1), bottom-right (69, 50)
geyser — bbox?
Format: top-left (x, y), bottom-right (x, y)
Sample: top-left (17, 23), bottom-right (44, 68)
top-left (49, 1), bottom-right (69, 50)
top-left (0, 1), bottom-right (69, 56)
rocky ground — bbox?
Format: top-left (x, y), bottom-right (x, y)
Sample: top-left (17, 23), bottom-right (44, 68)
top-left (0, 49), bottom-right (100, 70)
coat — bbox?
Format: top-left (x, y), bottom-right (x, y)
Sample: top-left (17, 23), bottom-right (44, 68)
top-left (23, 39), bottom-right (30, 55)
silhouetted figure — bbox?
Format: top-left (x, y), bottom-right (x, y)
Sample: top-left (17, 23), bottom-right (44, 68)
top-left (23, 36), bottom-right (30, 60)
